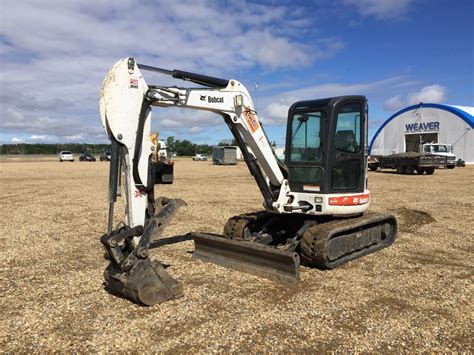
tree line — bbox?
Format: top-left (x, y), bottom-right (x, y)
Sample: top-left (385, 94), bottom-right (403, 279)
top-left (0, 143), bottom-right (111, 155)
top-left (0, 138), bottom-right (240, 156)
top-left (2, 137), bottom-right (277, 156)
top-left (166, 137), bottom-right (238, 156)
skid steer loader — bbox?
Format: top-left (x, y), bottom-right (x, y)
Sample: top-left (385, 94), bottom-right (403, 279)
top-left (99, 57), bottom-right (397, 305)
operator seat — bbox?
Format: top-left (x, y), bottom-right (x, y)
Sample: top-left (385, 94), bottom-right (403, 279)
top-left (335, 130), bottom-right (357, 152)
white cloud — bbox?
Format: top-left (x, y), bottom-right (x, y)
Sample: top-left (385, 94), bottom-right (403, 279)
top-left (189, 126), bottom-right (204, 134)
top-left (261, 75), bottom-right (410, 124)
top-left (384, 84), bottom-right (447, 111)
top-left (342, 0), bottom-right (413, 20)
top-left (30, 135), bottom-right (47, 141)
top-left (11, 137), bottom-right (24, 143)
top-left (384, 95), bottom-right (404, 111)
top-left (64, 134), bottom-right (85, 141)
top-left (408, 84), bottom-right (446, 105)
top-left (263, 101), bottom-right (289, 124)
top-left (0, 1), bottom-right (344, 142)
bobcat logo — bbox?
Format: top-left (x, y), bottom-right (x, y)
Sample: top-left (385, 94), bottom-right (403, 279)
top-left (200, 95), bottom-right (206, 101)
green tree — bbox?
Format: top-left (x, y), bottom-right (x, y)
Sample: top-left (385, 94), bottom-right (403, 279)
top-left (0, 143), bottom-right (111, 155)
top-left (195, 144), bottom-right (212, 154)
top-left (174, 139), bottom-right (195, 156)
top-left (217, 139), bottom-right (237, 146)
top-left (166, 136), bottom-right (175, 153)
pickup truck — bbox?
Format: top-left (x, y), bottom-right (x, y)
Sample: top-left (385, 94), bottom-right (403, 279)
top-left (192, 154), bottom-right (208, 161)
top-left (422, 143), bottom-right (456, 169)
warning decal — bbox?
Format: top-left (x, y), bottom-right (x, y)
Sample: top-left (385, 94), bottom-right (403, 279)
top-left (243, 106), bottom-right (260, 133)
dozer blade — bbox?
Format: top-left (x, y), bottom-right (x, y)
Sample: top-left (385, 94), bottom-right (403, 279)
top-left (191, 233), bottom-right (300, 285)
top-left (104, 257), bottom-right (183, 306)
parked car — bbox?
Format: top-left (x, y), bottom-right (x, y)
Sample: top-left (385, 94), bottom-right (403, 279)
top-left (100, 152), bottom-right (111, 161)
top-left (79, 153), bottom-right (96, 162)
top-left (59, 151), bottom-right (74, 162)
top-left (192, 154), bottom-right (208, 161)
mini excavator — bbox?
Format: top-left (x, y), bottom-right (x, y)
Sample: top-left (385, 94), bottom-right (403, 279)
top-left (99, 57), bottom-right (397, 305)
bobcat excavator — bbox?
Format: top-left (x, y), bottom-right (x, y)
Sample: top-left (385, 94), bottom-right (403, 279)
top-left (99, 57), bottom-right (397, 305)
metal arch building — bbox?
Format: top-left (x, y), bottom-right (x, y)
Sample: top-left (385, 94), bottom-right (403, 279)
top-left (369, 103), bottom-right (474, 163)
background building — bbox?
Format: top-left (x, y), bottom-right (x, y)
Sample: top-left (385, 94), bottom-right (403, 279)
top-left (370, 103), bottom-right (473, 163)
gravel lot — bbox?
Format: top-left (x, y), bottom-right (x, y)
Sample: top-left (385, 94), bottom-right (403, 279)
top-left (1, 157), bottom-right (472, 352)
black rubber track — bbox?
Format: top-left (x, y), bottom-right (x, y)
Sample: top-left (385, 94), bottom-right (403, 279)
top-left (223, 211), bottom-right (272, 239)
top-left (223, 211), bottom-right (397, 270)
top-left (299, 212), bottom-right (397, 269)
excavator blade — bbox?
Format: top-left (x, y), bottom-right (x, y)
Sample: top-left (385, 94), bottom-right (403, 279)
top-left (104, 258), bottom-right (183, 306)
top-left (191, 233), bottom-right (300, 285)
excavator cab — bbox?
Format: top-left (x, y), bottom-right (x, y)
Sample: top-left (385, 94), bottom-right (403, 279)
top-left (285, 96), bottom-right (367, 195)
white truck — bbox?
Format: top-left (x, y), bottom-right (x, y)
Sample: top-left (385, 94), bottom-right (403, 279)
top-left (156, 140), bottom-right (169, 161)
top-left (421, 143), bottom-right (456, 169)
top-left (150, 134), bottom-right (174, 183)
top-left (192, 153), bottom-right (208, 161)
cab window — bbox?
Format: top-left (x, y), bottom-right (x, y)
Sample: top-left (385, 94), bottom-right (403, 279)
top-left (289, 111), bottom-right (322, 162)
top-left (335, 103), bottom-right (361, 153)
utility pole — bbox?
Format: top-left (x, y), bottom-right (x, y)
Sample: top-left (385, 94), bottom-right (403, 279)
top-left (254, 82), bottom-right (258, 112)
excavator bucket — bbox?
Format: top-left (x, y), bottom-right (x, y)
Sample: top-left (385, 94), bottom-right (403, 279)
top-left (191, 233), bottom-right (300, 285)
top-left (104, 258), bottom-right (183, 306)
top-left (103, 197), bottom-right (186, 306)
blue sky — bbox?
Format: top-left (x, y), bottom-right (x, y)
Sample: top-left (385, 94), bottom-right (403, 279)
top-left (0, 0), bottom-right (473, 146)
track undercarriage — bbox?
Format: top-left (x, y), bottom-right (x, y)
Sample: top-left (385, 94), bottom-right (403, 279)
top-left (192, 211), bottom-right (397, 283)
top-left (103, 203), bottom-right (397, 305)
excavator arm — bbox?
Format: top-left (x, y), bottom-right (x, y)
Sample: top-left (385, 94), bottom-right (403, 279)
top-left (100, 57), bottom-right (288, 230)
top-left (99, 57), bottom-right (294, 305)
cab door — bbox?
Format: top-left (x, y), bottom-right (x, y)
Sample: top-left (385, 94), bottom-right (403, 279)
top-left (284, 107), bottom-right (325, 193)
top-left (328, 98), bottom-right (366, 193)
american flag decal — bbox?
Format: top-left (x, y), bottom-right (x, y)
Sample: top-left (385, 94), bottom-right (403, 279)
top-left (129, 78), bottom-right (139, 89)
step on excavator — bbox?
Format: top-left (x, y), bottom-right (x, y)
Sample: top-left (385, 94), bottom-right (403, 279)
top-left (99, 57), bottom-right (397, 305)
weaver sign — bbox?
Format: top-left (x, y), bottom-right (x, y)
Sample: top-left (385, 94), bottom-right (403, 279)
top-left (405, 121), bottom-right (440, 132)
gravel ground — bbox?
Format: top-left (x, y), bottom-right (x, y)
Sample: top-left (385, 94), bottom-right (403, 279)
top-left (0, 157), bottom-right (472, 352)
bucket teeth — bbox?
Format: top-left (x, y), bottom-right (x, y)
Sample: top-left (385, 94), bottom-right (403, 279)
top-left (104, 258), bottom-right (183, 306)
top-left (102, 196), bottom-right (186, 306)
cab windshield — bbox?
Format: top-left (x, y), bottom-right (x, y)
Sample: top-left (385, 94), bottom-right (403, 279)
top-left (432, 145), bottom-right (448, 153)
top-left (289, 111), bottom-right (322, 162)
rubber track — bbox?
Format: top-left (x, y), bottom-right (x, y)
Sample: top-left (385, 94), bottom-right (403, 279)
top-left (223, 211), bottom-right (272, 239)
top-left (299, 212), bottom-right (397, 269)
top-left (223, 211), bottom-right (397, 270)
